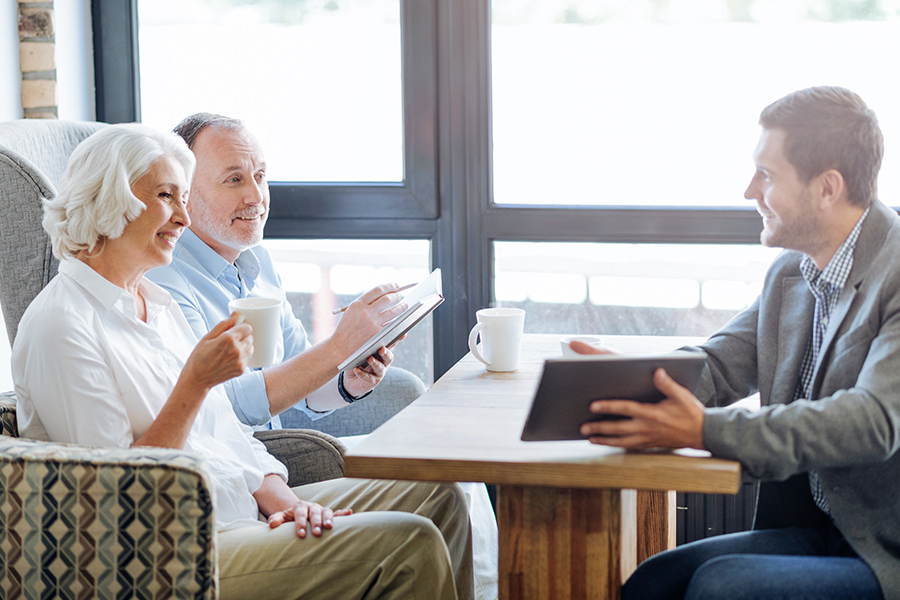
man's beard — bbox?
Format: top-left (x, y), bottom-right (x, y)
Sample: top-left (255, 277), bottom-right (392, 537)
top-left (189, 190), bottom-right (267, 252)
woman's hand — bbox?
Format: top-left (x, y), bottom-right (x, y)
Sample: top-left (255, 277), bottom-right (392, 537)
top-left (135, 314), bottom-right (252, 449)
top-left (255, 474), bottom-right (353, 538)
top-left (181, 313), bottom-right (253, 392)
top-left (268, 500), bottom-right (354, 538)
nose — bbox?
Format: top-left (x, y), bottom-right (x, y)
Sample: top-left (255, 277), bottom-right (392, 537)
top-left (244, 180), bottom-right (265, 206)
top-left (744, 172), bottom-right (762, 202)
top-left (173, 198), bottom-right (191, 228)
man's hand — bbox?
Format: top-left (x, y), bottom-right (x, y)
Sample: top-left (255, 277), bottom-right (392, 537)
top-left (331, 284), bottom-right (409, 357)
top-left (343, 346), bottom-right (394, 398)
top-left (579, 368), bottom-right (706, 450)
top-left (267, 499), bottom-right (354, 538)
top-left (568, 339), bottom-right (616, 356)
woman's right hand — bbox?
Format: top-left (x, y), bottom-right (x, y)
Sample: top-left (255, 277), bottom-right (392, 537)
top-left (182, 313), bottom-right (254, 391)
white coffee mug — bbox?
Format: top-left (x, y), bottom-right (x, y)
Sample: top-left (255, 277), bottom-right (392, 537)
top-left (560, 335), bottom-right (604, 357)
top-left (228, 297), bottom-right (282, 368)
top-left (467, 308), bottom-right (526, 372)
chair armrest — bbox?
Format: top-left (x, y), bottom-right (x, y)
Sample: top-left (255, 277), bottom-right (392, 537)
top-left (254, 429), bottom-right (346, 487)
top-left (278, 367), bottom-right (426, 437)
top-left (0, 436), bottom-right (217, 599)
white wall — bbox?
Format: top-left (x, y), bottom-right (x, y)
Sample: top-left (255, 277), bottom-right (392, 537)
top-left (56, 0), bottom-right (95, 121)
top-left (1, 0), bottom-right (21, 120)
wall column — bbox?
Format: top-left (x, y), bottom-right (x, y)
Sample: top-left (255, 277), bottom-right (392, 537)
top-left (17, 0), bottom-right (56, 119)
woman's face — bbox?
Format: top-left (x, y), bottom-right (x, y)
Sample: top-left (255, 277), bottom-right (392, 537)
top-left (110, 154), bottom-right (190, 273)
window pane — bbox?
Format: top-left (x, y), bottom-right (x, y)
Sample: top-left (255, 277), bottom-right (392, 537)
top-left (494, 241), bottom-right (781, 337)
top-left (138, 0), bottom-right (402, 182)
top-left (261, 238), bottom-right (434, 384)
top-left (491, 1), bottom-right (900, 207)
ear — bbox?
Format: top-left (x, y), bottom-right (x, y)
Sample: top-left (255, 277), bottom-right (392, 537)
top-left (813, 169), bottom-right (846, 211)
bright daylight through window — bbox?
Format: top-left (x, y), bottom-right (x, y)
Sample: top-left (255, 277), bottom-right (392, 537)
top-left (138, 0), bottom-right (402, 183)
top-left (491, 0), bottom-right (900, 207)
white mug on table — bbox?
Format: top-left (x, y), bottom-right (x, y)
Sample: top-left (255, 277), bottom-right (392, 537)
top-left (227, 297), bottom-right (282, 368)
top-left (467, 307), bottom-right (526, 372)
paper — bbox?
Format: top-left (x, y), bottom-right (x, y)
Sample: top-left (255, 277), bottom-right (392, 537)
top-left (338, 268), bottom-right (444, 372)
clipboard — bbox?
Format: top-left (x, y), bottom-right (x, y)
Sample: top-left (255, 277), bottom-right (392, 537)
top-left (520, 351), bottom-right (707, 441)
top-left (338, 269), bottom-right (444, 372)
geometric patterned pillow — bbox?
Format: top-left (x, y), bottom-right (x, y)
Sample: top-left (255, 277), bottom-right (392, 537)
top-left (0, 391), bottom-right (18, 438)
top-left (0, 436), bottom-right (217, 599)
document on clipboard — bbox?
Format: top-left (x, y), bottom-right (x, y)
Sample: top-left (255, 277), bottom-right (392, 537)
top-left (338, 268), bottom-right (444, 372)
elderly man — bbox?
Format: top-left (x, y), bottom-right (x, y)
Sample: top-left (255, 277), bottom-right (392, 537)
top-left (147, 113), bottom-right (422, 434)
top-left (574, 87), bottom-right (899, 600)
top-left (148, 113), bottom-right (498, 600)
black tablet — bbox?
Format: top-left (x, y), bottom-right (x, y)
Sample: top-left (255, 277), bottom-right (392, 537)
top-left (520, 351), bottom-right (707, 441)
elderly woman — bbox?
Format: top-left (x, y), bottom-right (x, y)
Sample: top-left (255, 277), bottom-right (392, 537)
top-left (12, 123), bottom-right (472, 600)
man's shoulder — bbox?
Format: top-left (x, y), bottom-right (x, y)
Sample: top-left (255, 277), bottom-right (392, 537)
top-left (146, 257), bottom-right (193, 293)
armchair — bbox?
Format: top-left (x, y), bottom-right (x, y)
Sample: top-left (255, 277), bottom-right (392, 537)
top-left (0, 120), bottom-right (346, 598)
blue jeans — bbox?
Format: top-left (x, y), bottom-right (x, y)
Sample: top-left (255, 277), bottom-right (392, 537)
top-left (622, 522), bottom-right (883, 600)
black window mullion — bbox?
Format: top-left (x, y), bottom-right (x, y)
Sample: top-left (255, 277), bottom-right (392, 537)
top-left (92, 0), bottom-right (140, 124)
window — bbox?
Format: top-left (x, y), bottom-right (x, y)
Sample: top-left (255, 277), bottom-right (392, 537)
top-left (94, 0), bottom-right (900, 378)
top-left (494, 242), bottom-right (780, 337)
top-left (491, 0), bottom-right (900, 207)
top-left (138, 0), bottom-right (403, 183)
top-left (262, 238), bottom-right (434, 383)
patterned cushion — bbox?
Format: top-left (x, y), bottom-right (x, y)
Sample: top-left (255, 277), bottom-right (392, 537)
top-left (0, 435), bottom-right (217, 599)
top-left (0, 391), bottom-right (16, 438)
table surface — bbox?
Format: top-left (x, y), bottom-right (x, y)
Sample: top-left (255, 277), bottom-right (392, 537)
top-left (345, 334), bottom-right (741, 495)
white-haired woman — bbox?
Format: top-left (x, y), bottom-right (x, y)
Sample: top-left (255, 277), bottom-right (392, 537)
top-left (12, 123), bottom-right (471, 600)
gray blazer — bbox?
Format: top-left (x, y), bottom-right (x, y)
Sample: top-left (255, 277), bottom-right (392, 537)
top-left (696, 200), bottom-right (900, 599)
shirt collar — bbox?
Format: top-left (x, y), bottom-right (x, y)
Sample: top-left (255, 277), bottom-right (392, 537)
top-left (800, 206), bottom-right (870, 291)
top-left (58, 258), bottom-right (174, 319)
top-left (178, 228), bottom-right (262, 285)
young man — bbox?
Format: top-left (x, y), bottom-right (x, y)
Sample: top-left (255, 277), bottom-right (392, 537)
top-left (577, 86), bottom-right (898, 600)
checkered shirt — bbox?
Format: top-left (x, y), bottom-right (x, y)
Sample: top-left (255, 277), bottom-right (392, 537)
top-left (795, 206), bottom-right (870, 516)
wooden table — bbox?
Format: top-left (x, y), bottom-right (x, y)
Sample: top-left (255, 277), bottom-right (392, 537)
top-left (345, 334), bottom-right (741, 599)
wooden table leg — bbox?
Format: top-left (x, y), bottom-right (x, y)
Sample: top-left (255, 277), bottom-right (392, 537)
top-left (497, 485), bottom-right (637, 600)
top-left (636, 489), bottom-right (677, 564)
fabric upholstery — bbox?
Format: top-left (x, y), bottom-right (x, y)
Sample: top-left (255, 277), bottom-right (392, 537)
top-left (0, 120), bottom-right (349, 598)
top-left (0, 434), bottom-right (218, 599)
top-left (0, 120), bottom-right (107, 343)
top-left (253, 428), bottom-right (346, 487)
top-left (279, 366), bottom-right (426, 437)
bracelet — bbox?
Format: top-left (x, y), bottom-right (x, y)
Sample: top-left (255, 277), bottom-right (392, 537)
top-left (338, 371), bottom-right (373, 404)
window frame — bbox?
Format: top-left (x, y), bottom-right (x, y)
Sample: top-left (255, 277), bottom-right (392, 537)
top-left (93, 0), bottom-right (765, 377)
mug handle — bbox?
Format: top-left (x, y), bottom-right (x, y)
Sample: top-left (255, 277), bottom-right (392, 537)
top-left (468, 322), bottom-right (490, 366)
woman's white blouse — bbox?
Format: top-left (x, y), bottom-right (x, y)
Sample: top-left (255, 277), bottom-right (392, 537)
top-left (12, 259), bottom-right (288, 531)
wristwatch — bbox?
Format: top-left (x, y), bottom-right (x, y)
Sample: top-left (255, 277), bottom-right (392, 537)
top-left (338, 371), bottom-right (373, 404)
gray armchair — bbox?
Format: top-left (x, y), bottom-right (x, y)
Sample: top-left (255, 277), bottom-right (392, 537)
top-left (0, 119), bottom-right (347, 598)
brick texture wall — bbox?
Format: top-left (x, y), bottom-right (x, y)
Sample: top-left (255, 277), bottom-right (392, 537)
top-left (18, 0), bottom-right (56, 119)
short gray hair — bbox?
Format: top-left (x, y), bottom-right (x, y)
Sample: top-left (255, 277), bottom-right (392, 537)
top-left (43, 123), bottom-right (195, 258)
top-left (173, 112), bottom-right (245, 149)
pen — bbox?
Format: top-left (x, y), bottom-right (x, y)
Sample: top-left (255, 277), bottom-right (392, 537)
top-left (331, 283), bottom-right (418, 315)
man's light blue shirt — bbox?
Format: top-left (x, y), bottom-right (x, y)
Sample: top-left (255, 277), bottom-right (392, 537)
top-left (148, 228), bottom-right (329, 429)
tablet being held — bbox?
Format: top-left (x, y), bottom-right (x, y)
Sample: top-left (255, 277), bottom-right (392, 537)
top-left (520, 352), bottom-right (706, 442)
top-left (339, 268), bottom-right (444, 373)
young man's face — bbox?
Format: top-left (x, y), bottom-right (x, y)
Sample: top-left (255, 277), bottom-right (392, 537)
top-left (188, 126), bottom-right (269, 263)
top-left (744, 128), bottom-right (824, 255)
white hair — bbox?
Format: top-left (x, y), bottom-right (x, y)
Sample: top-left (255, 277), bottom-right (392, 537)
top-left (43, 123), bottom-right (196, 258)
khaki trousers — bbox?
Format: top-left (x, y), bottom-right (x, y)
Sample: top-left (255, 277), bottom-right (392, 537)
top-left (218, 478), bottom-right (474, 600)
